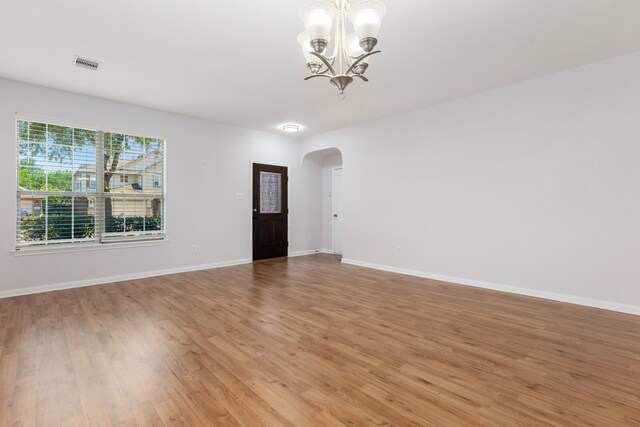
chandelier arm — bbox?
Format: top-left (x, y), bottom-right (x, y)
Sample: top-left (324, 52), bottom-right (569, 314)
top-left (310, 52), bottom-right (336, 76)
top-left (313, 57), bottom-right (335, 75)
top-left (353, 74), bottom-right (369, 82)
top-left (344, 50), bottom-right (381, 75)
top-left (304, 74), bottom-right (333, 81)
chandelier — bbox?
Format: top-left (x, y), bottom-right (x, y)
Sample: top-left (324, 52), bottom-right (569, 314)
top-left (297, 0), bottom-right (387, 98)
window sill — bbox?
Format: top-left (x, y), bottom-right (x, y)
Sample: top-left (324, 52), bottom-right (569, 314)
top-left (10, 239), bottom-right (169, 257)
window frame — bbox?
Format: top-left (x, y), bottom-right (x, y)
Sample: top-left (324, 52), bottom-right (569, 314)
top-left (14, 115), bottom-right (167, 252)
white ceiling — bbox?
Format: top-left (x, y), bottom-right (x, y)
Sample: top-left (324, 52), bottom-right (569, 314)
top-left (1, 0), bottom-right (640, 137)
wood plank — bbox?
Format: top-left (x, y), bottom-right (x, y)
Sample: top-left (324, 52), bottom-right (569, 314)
top-left (0, 254), bottom-right (639, 426)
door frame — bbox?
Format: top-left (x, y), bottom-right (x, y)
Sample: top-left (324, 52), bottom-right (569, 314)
top-left (331, 167), bottom-right (343, 255)
top-left (252, 162), bottom-right (289, 260)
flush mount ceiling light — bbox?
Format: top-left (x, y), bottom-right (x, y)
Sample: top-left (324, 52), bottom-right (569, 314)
top-left (282, 124), bottom-right (300, 132)
top-left (298, 0), bottom-right (386, 99)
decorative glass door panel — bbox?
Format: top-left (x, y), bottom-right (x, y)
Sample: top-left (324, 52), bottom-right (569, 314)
top-left (260, 171), bottom-right (282, 214)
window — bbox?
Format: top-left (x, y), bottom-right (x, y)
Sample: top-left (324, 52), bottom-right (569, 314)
top-left (16, 118), bottom-right (165, 249)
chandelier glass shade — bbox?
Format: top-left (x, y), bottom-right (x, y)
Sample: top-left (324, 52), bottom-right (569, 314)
top-left (298, 0), bottom-right (386, 98)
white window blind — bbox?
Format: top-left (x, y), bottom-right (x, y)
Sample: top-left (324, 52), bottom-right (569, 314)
top-left (16, 119), bottom-right (165, 249)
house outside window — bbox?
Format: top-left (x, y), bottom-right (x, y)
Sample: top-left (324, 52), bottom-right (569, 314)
top-left (16, 118), bottom-right (166, 249)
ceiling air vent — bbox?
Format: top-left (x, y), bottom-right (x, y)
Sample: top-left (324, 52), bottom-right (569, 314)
top-left (74, 57), bottom-right (100, 70)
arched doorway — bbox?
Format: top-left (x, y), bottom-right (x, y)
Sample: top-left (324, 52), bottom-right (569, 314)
top-left (302, 148), bottom-right (343, 254)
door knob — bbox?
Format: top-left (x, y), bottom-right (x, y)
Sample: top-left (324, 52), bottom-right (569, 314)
top-left (254, 209), bottom-right (258, 212)
top-left (333, 214), bottom-right (338, 218)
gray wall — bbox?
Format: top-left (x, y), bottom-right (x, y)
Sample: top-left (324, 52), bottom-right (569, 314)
top-left (303, 51), bottom-right (640, 313)
top-left (0, 79), bottom-right (318, 295)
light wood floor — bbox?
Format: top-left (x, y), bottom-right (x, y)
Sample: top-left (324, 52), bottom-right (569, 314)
top-left (1, 254), bottom-right (639, 426)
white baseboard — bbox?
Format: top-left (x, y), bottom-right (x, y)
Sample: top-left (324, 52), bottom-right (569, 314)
top-left (288, 249), bottom-right (321, 257)
top-left (9, 255), bottom-right (635, 317)
top-left (341, 258), bottom-right (640, 316)
top-left (289, 249), bottom-right (338, 256)
top-left (0, 258), bottom-right (252, 299)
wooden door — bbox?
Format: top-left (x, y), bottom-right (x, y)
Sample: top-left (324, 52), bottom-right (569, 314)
top-left (253, 163), bottom-right (288, 260)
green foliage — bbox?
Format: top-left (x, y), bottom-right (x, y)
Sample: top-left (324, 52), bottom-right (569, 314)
top-left (18, 120), bottom-right (95, 191)
top-left (18, 121), bottom-right (165, 221)
top-left (47, 196), bottom-right (72, 212)
top-left (18, 159), bottom-right (72, 191)
top-left (105, 215), bottom-right (162, 233)
top-left (18, 121), bottom-right (96, 162)
top-left (18, 160), bottom-right (45, 190)
top-left (19, 214), bottom-right (95, 242)
top-left (47, 171), bottom-right (73, 191)
top-left (20, 214), bottom-right (161, 242)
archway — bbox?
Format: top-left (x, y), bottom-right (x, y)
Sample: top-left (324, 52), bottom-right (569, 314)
top-left (302, 148), bottom-right (343, 254)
